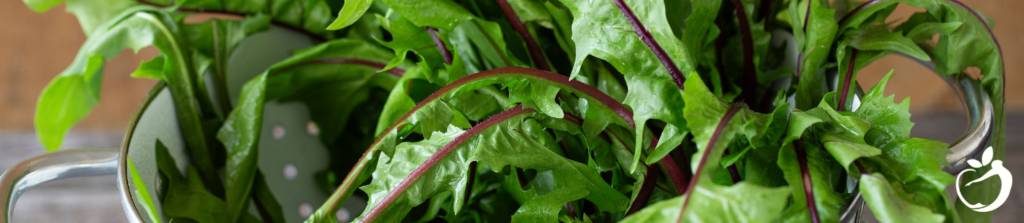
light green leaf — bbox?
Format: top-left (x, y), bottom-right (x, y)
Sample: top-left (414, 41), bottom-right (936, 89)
top-left (218, 73), bottom-right (267, 222)
top-left (556, 0), bottom-right (692, 153)
top-left (132, 55), bottom-right (165, 79)
top-left (34, 8), bottom-right (222, 198)
top-left (844, 24), bottom-right (930, 61)
top-left (622, 182), bottom-right (790, 223)
top-left (327, 0), bottom-right (374, 30)
top-left (792, 0), bottom-right (837, 110)
top-left (854, 71), bottom-right (914, 150)
top-left (860, 173), bottom-right (945, 223)
top-left (380, 0), bottom-right (475, 30)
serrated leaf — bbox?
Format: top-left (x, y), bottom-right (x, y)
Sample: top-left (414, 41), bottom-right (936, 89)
top-left (357, 111), bottom-right (628, 222)
top-left (555, 0), bottom-right (692, 154)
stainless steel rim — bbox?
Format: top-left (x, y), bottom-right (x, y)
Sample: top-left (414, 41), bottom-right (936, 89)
top-left (117, 81), bottom-right (167, 223)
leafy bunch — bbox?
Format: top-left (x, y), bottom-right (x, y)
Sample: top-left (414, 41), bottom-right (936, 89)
top-left (25, 0), bottom-right (1006, 222)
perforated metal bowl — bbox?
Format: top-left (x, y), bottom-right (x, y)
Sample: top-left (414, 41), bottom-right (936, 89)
top-left (1, 26), bottom-right (365, 223)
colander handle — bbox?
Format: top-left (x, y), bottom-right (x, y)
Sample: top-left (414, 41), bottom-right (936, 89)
top-left (0, 148), bottom-right (119, 223)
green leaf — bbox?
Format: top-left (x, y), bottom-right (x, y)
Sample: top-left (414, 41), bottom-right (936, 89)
top-left (376, 13), bottom-right (454, 83)
top-left (874, 138), bottom-right (953, 191)
top-left (902, 2), bottom-right (1005, 221)
top-left (555, 0), bottom-right (692, 153)
top-left (375, 70), bottom-right (425, 136)
top-left (854, 71), bottom-right (914, 150)
top-left (220, 37), bottom-right (406, 223)
top-left (354, 126), bottom-right (471, 222)
top-left (35, 55), bottom-right (102, 151)
top-left (904, 21), bottom-right (962, 43)
top-left (380, 0), bottom-right (475, 30)
top-left (622, 182), bottom-right (790, 223)
top-left (508, 0), bottom-right (553, 26)
top-left (218, 73), bottom-right (267, 222)
top-left (156, 140), bottom-right (230, 223)
top-left (792, 0), bottom-right (837, 110)
top-left (327, 0), bottom-right (374, 30)
top-left (318, 67), bottom-right (637, 222)
top-left (801, 96), bottom-right (880, 172)
top-left (183, 15), bottom-right (271, 115)
top-left (677, 74), bottom-right (792, 221)
top-left (683, 75), bottom-right (773, 167)
top-left (645, 124), bottom-right (687, 165)
top-left (357, 113), bottom-right (628, 222)
top-left (265, 39), bottom-right (404, 143)
top-left (820, 132), bottom-right (881, 172)
top-left (776, 142), bottom-right (845, 222)
top-left (374, 68), bottom-right (634, 159)
top-left (33, 8), bottom-right (223, 198)
top-left (860, 173), bottom-right (945, 223)
top-left (836, 0), bottom-right (898, 35)
top-left (184, 0), bottom-right (336, 37)
top-left (128, 157), bottom-right (162, 223)
top-left (681, 0), bottom-right (721, 65)
top-left (132, 55), bottom-right (165, 79)
top-left (448, 87), bottom-right (505, 121)
top-left (451, 19), bottom-right (522, 71)
top-left (843, 24), bottom-right (930, 61)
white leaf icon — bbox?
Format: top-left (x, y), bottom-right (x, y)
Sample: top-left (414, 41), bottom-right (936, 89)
top-left (982, 146), bottom-right (994, 166)
top-left (968, 159), bottom-right (983, 168)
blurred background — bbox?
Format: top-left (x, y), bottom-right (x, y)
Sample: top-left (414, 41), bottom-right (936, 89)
top-left (0, 0), bottom-right (1021, 222)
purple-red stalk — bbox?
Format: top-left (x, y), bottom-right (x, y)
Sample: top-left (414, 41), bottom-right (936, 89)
top-left (566, 203), bottom-right (578, 219)
top-left (729, 0), bottom-right (758, 103)
top-left (626, 167), bottom-right (660, 216)
top-left (360, 105), bottom-right (535, 222)
top-left (723, 150), bottom-right (742, 184)
top-left (802, 0), bottom-right (812, 32)
top-left (677, 103), bottom-right (744, 222)
top-left (463, 161), bottom-right (478, 207)
top-left (794, 140), bottom-right (820, 223)
top-left (495, 0), bottom-right (551, 71)
top-left (611, 0), bottom-right (685, 89)
top-left (322, 67), bottom-right (685, 217)
top-left (426, 26), bottom-right (454, 65)
top-left (837, 49), bottom-right (857, 112)
top-left (758, 0), bottom-right (775, 22)
top-left (795, 0), bottom-right (813, 83)
top-left (251, 188), bottom-right (275, 223)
